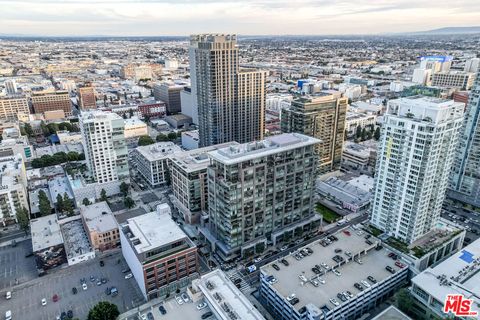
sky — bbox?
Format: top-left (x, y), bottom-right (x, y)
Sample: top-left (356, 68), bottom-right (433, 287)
top-left (0, 0), bottom-right (479, 36)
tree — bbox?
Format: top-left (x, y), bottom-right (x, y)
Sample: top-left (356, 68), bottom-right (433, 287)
top-left (38, 190), bottom-right (52, 216)
top-left (396, 288), bottom-right (413, 315)
top-left (156, 133), bottom-right (169, 142)
top-left (99, 189), bottom-right (108, 203)
top-left (82, 198), bottom-right (92, 206)
top-left (361, 127), bottom-right (367, 141)
top-left (119, 182), bottom-right (129, 197)
top-left (56, 193), bottom-right (64, 213)
top-left (129, 108), bottom-right (134, 118)
top-left (23, 123), bottom-right (34, 137)
top-left (138, 91), bottom-right (143, 99)
top-left (138, 135), bottom-right (155, 146)
top-left (87, 301), bottom-right (120, 320)
top-left (124, 197), bottom-right (135, 209)
top-left (63, 193), bottom-right (74, 216)
top-left (167, 132), bottom-right (177, 141)
top-left (16, 207), bottom-right (30, 235)
top-left (374, 127), bottom-right (381, 140)
top-left (122, 113), bottom-right (127, 119)
top-left (355, 125), bottom-right (362, 140)
top-left (40, 121), bottom-right (50, 136)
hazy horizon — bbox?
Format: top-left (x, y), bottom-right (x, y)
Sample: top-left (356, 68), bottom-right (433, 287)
top-left (0, 0), bottom-right (479, 37)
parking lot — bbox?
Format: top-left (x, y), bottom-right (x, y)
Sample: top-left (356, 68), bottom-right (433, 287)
top-left (0, 240), bottom-right (37, 290)
top-left (1, 251), bottom-right (145, 320)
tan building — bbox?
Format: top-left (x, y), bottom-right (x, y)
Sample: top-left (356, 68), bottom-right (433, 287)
top-left (80, 201), bottom-right (119, 251)
top-left (281, 92), bottom-right (348, 174)
top-left (31, 91), bottom-right (72, 117)
top-left (78, 86), bottom-right (96, 110)
top-left (0, 95), bottom-right (29, 121)
top-left (43, 110), bottom-right (66, 121)
top-left (190, 34), bottom-right (266, 146)
top-left (431, 71), bottom-right (476, 90)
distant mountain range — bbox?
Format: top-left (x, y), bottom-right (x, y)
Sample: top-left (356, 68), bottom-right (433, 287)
top-left (412, 26), bottom-right (480, 34)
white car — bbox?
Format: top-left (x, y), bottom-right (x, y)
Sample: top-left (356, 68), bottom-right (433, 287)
top-left (5, 291), bottom-right (11, 299)
top-left (361, 280), bottom-right (371, 288)
top-left (329, 298), bottom-right (340, 306)
top-left (253, 257), bottom-right (262, 263)
top-left (280, 245), bottom-right (288, 251)
top-left (196, 302), bottom-right (207, 310)
top-left (82, 283), bottom-right (88, 290)
top-left (318, 278), bottom-right (326, 284)
top-left (332, 269), bottom-right (341, 276)
top-left (5, 310), bottom-right (12, 320)
top-left (175, 295), bottom-right (184, 305)
top-left (41, 298), bottom-right (47, 306)
top-left (181, 292), bottom-right (190, 303)
top-left (124, 273), bottom-right (133, 279)
top-left (298, 275), bottom-right (308, 282)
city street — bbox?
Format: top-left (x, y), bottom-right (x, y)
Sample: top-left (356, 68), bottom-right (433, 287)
top-left (1, 251), bottom-right (145, 320)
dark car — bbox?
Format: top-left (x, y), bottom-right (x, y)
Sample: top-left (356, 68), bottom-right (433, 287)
top-left (101, 278), bottom-right (108, 284)
top-left (201, 311), bottom-right (213, 319)
top-left (367, 276), bottom-right (377, 284)
top-left (67, 310), bottom-right (73, 318)
top-left (147, 312), bottom-right (154, 320)
top-left (272, 263), bottom-right (280, 271)
top-left (354, 283), bottom-right (364, 291)
top-left (72, 287), bottom-right (77, 294)
top-left (290, 297), bottom-right (299, 305)
top-left (280, 259), bottom-right (289, 266)
top-left (158, 305), bottom-right (167, 315)
top-left (386, 266), bottom-right (396, 274)
top-left (233, 278), bottom-right (242, 285)
top-left (99, 260), bottom-right (104, 267)
top-left (60, 311), bottom-right (67, 320)
top-left (122, 268), bottom-right (130, 273)
top-left (105, 287), bottom-right (111, 295)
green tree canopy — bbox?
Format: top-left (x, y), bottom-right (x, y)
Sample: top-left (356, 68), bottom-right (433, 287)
top-left (355, 125), bottom-right (362, 139)
top-left (38, 190), bottom-right (52, 216)
top-left (82, 198), bottom-right (92, 206)
top-left (374, 127), bottom-right (381, 140)
top-left (124, 197), bottom-right (135, 209)
top-left (56, 193), bottom-right (64, 212)
top-left (156, 133), bottom-right (169, 142)
top-left (87, 301), bottom-right (120, 320)
top-left (119, 182), bottom-right (129, 197)
top-left (167, 132), bottom-right (177, 140)
top-left (138, 135), bottom-right (155, 146)
top-left (23, 123), bottom-right (34, 137)
top-left (16, 207), bottom-right (30, 234)
top-left (99, 189), bottom-right (108, 203)
top-left (63, 193), bottom-right (74, 216)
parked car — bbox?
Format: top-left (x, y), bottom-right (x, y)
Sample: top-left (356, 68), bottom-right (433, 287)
top-left (175, 295), bottom-right (184, 305)
top-left (201, 311), bottom-right (213, 319)
top-left (52, 294), bottom-right (59, 302)
top-left (367, 276), bottom-right (377, 284)
top-left (67, 310), bottom-right (73, 319)
top-left (332, 269), bottom-right (341, 276)
top-left (196, 302), bottom-right (207, 310)
top-left (272, 263), bottom-right (280, 271)
top-left (280, 259), bottom-right (289, 266)
top-left (181, 292), bottom-right (190, 303)
top-left (386, 265), bottom-right (396, 274)
top-left (72, 287), bottom-right (77, 294)
top-left (147, 312), bottom-right (154, 320)
top-left (5, 291), bottom-right (11, 299)
top-left (82, 283), bottom-right (88, 291)
top-left (329, 298), bottom-right (340, 306)
top-left (158, 305), bottom-right (167, 315)
top-left (124, 273), bottom-right (133, 279)
top-left (5, 310), bottom-right (12, 320)
top-left (99, 260), bottom-right (104, 267)
top-left (41, 298), bottom-right (47, 306)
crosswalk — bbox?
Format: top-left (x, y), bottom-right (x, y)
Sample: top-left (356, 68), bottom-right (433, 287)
top-left (228, 271), bottom-right (251, 293)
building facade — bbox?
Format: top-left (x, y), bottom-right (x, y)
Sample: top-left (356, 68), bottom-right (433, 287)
top-left (202, 133), bottom-right (321, 260)
top-left (281, 93), bottom-right (347, 174)
top-left (80, 201), bottom-right (119, 251)
top-left (450, 71), bottom-right (480, 207)
top-left (190, 34), bottom-right (266, 147)
top-left (371, 96), bottom-right (464, 245)
top-left (31, 91), bottom-right (72, 117)
top-left (0, 155), bottom-right (28, 226)
top-left (153, 82), bottom-right (183, 114)
top-left (0, 95), bottom-right (29, 121)
top-left (79, 110), bottom-right (129, 184)
top-left (78, 86), bottom-right (96, 110)
top-left (120, 204), bottom-right (199, 300)
top-left (431, 71), bottom-right (476, 90)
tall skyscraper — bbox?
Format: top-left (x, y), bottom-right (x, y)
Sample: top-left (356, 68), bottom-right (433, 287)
top-left (79, 110), bottom-right (129, 184)
top-left (281, 93), bottom-right (347, 174)
top-left (450, 71), bottom-right (480, 206)
top-left (370, 96), bottom-right (464, 244)
top-left (153, 82), bottom-right (183, 114)
top-left (190, 34), bottom-right (266, 147)
top-left (78, 85), bottom-right (96, 110)
top-left (204, 133), bottom-right (321, 260)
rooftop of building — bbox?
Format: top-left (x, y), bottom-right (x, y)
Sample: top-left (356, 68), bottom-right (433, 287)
top-left (81, 201), bottom-right (117, 234)
top-left (47, 176), bottom-right (73, 203)
top-left (135, 141), bottom-right (182, 162)
top-left (165, 113), bottom-right (192, 121)
top-left (196, 269), bottom-right (265, 320)
top-left (0, 155), bottom-right (24, 189)
top-left (343, 141), bottom-right (376, 158)
top-left (61, 218), bottom-right (94, 259)
top-left (371, 305), bottom-right (412, 320)
top-left (316, 176), bottom-right (372, 206)
top-left (80, 109), bottom-right (123, 122)
top-left (412, 238), bottom-right (480, 314)
top-left (124, 116), bottom-right (146, 127)
top-left (209, 133), bottom-right (320, 165)
top-left (31, 214), bottom-right (64, 252)
top-left (170, 142), bottom-right (238, 173)
top-left (121, 204), bottom-right (188, 254)
top-left (261, 226), bottom-right (406, 312)
top-left (346, 111), bottom-right (377, 120)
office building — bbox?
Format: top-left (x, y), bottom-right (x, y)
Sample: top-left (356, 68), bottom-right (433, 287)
top-left (419, 55), bottom-right (453, 73)
top-left (259, 228), bottom-right (409, 320)
top-left (412, 68), bottom-right (432, 86)
top-left (120, 204), bottom-right (199, 300)
top-left (450, 71), bottom-right (480, 206)
top-left (201, 133), bottom-right (321, 260)
top-left (78, 86), bottom-right (96, 110)
top-left (371, 96), bottom-right (464, 245)
top-left (345, 111), bottom-right (377, 137)
top-left (190, 34), bottom-right (266, 146)
top-left (79, 110), bottom-right (129, 184)
top-left (0, 95), bottom-right (29, 121)
top-left (281, 93), bottom-right (347, 174)
top-left (431, 71), bottom-right (476, 90)
top-left (153, 82), bottom-right (183, 114)
top-left (410, 238), bottom-right (480, 319)
top-left (0, 155), bottom-right (28, 226)
top-left (4, 79), bottom-right (17, 94)
top-left (137, 101), bottom-right (167, 119)
top-left (133, 142), bottom-right (182, 187)
top-left (170, 142), bottom-right (237, 224)
top-left (31, 91), bottom-right (72, 117)
top-left (464, 57), bottom-right (480, 73)
top-left (180, 86), bottom-right (198, 125)
top-left (31, 214), bottom-right (67, 272)
top-left (123, 117), bottom-right (148, 139)
top-left (120, 64), bottom-right (153, 81)
top-left (80, 201), bottom-right (119, 251)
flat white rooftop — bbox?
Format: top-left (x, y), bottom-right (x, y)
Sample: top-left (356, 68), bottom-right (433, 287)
top-left (412, 238), bottom-right (480, 314)
top-left (170, 142), bottom-right (238, 173)
top-left (31, 214), bottom-right (64, 252)
top-left (197, 269), bottom-right (265, 320)
top-left (209, 133), bottom-right (320, 165)
top-left (123, 204), bottom-right (186, 254)
top-left (136, 142), bottom-right (182, 162)
top-left (81, 201), bottom-right (117, 234)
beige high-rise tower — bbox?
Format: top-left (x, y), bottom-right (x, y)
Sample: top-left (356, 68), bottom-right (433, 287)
top-left (190, 34), bottom-right (265, 146)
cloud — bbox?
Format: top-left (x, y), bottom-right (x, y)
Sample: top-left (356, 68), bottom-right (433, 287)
top-left (0, 0), bottom-right (478, 36)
